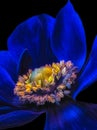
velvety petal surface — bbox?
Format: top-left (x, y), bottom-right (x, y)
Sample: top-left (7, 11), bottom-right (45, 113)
top-left (44, 98), bottom-right (97, 130)
top-left (72, 36), bottom-right (97, 99)
top-left (0, 66), bottom-right (15, 104)
top-left (8, 14), bottom-right (57, 69)
top-left (51, 1), bottom-right (86, 69)
top-left (0, 110), bottom-right (41, 129)
top-left (0, 51), bottom-right (17, 81)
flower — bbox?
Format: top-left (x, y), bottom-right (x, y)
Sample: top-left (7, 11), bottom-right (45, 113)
top-left (0, 1), bottom-right (97, 129)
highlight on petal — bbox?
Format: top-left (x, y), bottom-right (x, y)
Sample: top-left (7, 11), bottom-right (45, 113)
top-left (0, 51), bottom-right (17, 81)
top-left (44, 98), bottom-right (97, 130)
top-left (0, 66), bottom-right (15, 102)
top-left (0, 110), bottom-right (40, 129)
top-left (72, 36), bottom-right (97, 99)
top-left (8, 14), bottom-right (57, 68)
top-left (51, 1), bottom-right (86, 70)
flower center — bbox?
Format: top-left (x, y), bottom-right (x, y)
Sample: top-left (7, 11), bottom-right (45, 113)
top-left (14, 60), bottom-right (78, 105)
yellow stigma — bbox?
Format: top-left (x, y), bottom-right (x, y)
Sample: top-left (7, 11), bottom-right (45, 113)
top-left (30, 63), bottom-right (61, 91)
top-left (15, 63), bottom-right (62, 95)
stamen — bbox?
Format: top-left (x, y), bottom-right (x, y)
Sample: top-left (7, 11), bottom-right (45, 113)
top-left (14, 60), bottom-right (78, 106)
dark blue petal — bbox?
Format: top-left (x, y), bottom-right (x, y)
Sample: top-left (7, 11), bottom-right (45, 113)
top-left (72, 36), bottom-right (97, 99)
top-left (44, 99), bottom-right (97, 130)
top-left (0, 51), bottom-right (17, 81)
top-left (0, 106), bottom-right (14, 114)
top-left (0, 66), bottom-right (15, 102)
top-left (8, 14), bottom-right (57, 68)
top-left (17, 49), bottom-right (33, 75)
top-left (0, 110), bottom-right (40, 129)
top-left (51, 1), bottom-right (86, 69)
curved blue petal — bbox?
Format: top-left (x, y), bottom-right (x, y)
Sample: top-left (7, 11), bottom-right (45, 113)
top-left (51, 1), bottom-right (86, 69)
top-left (8, 14), bottom-right (57, 69)
top-left (72, 36), bottom-right (97, 99)
top-left (44, 99), bottom-right (97, 130)
top-left (0, 51), bottom-right (17, 81)
top-left (17, 49), bottom-right (33, 75)
top-left (0, 66), bottom-right (15, 102)
top-left (0, 110), bottom-right (40, 129)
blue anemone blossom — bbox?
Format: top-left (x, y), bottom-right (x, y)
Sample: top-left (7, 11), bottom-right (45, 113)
top-left (0, 1), bottom-right (97, 130)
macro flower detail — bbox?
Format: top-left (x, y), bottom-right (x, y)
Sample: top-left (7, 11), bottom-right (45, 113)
top-left (0, 1), bottom-right (97, 130)
top-left (14, 60), bottom-right (77, 105)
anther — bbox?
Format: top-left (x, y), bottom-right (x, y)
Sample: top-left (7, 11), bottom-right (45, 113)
top-left (14, 60), bottom-right (78, 106)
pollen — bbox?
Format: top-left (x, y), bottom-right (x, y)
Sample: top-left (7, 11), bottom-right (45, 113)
top-left (14, 60), bottom-right (78, 106)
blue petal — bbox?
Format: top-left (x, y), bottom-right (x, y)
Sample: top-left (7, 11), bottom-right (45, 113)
top-left (72, 36), bottom-right (97, 99)
top-left (17, 49), bottom-right (33, 75)
top-left (8, 14), bottom-right (57, 68)
top-left (0, 110), bottom-right (40, 129)
top-left (0, 51), bottom-right (17, 81)
top-left (44, 99), bottom-right (97, 130)
top-left (0, 106), bottom-right (14, 114)
top-left (0, 66), bottom-right (15, 102)
top-left (51, 1), bottom-right (86, 69)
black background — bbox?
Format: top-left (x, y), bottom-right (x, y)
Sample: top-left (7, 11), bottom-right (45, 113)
top-left (0, 0), bottom-right (97, 129)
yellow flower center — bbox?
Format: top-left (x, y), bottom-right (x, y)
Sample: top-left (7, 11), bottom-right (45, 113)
top-left (14, 60), bottom-right (78, 106)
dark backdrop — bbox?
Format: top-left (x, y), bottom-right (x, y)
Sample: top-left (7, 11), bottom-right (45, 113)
top-left (0, 0), bottom-right (97, 129)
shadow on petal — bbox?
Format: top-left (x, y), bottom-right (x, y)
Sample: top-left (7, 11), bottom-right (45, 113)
top-left (0, 106), bottom-right (15, 115)
top-left (17, 49), bottom-right (33, 75)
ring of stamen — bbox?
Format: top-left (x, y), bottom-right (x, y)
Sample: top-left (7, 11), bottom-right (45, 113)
top-left (14, 60), bottom-right (78, 106)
